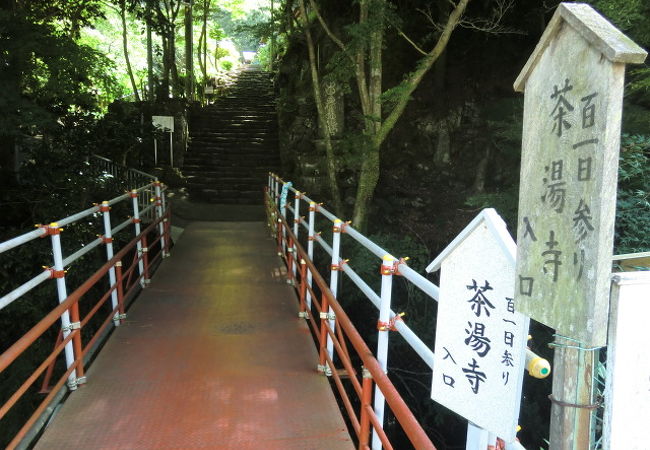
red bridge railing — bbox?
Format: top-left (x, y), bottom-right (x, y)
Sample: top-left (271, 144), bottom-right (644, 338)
top-left (0, 179), bottom-right (171, 449)
top-left (265, 179), bottom-right (436, 450)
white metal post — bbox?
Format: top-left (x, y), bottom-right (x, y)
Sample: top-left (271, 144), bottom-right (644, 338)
top-left (306, 201), bottom-right (316, 310)
top-left (280, 181), bottom-right (288, 255)
top-left (324, 219), bottom-right (343, 373)
top-left (466, 423), bottom-right (496, 449)
top-left (372, 254), bottom-right (396, 450)
top-left (48, 224), bottom-right (79, 390)
top-left (169, 131), bottom-right (174, 168)
top-left (154, 181), bottom-right (168, 257)
top-left (130, 190), bottom-right (146, 287)
top-left (292, 192), bottom-right (300, 278)
top-left (100, 202), bottom-right (120, 324)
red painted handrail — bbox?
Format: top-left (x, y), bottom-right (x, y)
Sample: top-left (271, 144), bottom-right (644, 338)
top-left (0, 210), bottom-right (171, 450)
top-left (266, 189), bottom-right (436, 450)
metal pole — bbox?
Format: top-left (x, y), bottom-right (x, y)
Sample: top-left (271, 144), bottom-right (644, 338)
top-left (372, 254), bottom-right (396, 450)
top-left (130, 190), bottom-right (146, 287)
top-left (48, 223), bottom-right (81, 390)
top-left (169, 131), bottom-right (174, 168)
top-left (359, 367), bottom-right (373, 449)
top-left (100, 202), bottom-right (120, 325)
top-left (154, 181), bottom-right (168, 257)
top-left (292, 192), bottom-right (300, 279)
top-left (466, 424), bottom-right (496, 450)
top-left (306, 202), bottom-right (316, 311)
top-left (325, 219), bottom-right (342, 372)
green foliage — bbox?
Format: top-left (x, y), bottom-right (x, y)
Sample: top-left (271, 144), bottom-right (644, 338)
top-left (19, 0), bottom-right (105, 36)
top-left (221, 60), bottom-right (234, 71)
top-left (615, 134), bottom-right (650, 254)
top-left (466, 187), bottom-right (520, 231)
top-left (0, 11), bottom-right (120, 136)
top-left (592, 0), bottom-right (650, 103)
top-left (216, 6), bottom-right (269, 53)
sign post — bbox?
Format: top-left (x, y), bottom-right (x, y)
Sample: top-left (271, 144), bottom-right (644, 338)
top-left (426, 209), bottom-right (529, 444)
top-left (512, 3), bottom-right (646, 448)
top-left (152, 115), bottom-right (175, 167)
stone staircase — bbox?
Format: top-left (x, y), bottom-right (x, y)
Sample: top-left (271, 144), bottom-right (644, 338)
top-left (184, 67), bottom-right (280, 204)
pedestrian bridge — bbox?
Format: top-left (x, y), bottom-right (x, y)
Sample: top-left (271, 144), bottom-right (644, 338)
top-left (0, 169), bottom-right (440, 450)
top-left (34, 221), bottom-right (352, 449)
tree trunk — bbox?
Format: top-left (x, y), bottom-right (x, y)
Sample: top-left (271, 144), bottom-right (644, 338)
top-left (352, 0), bottom-right (384, 231)
top-left (146, 0), bottom-right (154, 101)
top-left (473, 145), bottom-right (491, 193)
top-left (120, 1), bottom-right (141, 102)
top-left (170, 26), bottom-right (180, 96)
top-left (184, 0), bottom-right (193, 99)
top-left (161, 33), bottom-right (171, 98)
top-left (197, 0), bottom-right (209, 83)
top-left (298, 0), bottom-right (343, 216)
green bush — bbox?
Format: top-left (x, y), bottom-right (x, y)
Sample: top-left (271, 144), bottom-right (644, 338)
top-left (615, 134), bottom-right (650, 254)
top-left (221, 60), bottom-right (234, 71)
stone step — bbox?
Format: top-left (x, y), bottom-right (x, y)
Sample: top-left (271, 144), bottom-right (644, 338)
top-left (183, 156), bottom-right (280, 167)
top-left (185, 148), bottom-right (280, 156)
top-left (185, 67), bottom-right (278, 204)
top-left (188, 139), bottom-right (278, 148)
top-left (183, 167), bottom-right (274, 177)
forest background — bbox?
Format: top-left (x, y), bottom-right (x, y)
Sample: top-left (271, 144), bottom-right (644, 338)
top-left (0, 0), bottom-right (648, 448)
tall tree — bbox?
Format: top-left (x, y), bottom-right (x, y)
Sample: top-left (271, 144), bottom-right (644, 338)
top-left (197, 0), bottom-right (212, 83)
top-left (151, 0), bottom-right (182, 98)
top-left (297, 0), bottom-right (344, 215)
top-left (112, 0), bottom-right (142, 102)
top-left (301, 0), bottom-right (515, 229)
top-left (0, 0), bottom-right (110, 183)
top-left (184, 0), bottom-right (194, 98)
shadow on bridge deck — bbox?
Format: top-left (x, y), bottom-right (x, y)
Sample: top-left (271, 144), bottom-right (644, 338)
top-left (35, 222), bottom-right (352, 449)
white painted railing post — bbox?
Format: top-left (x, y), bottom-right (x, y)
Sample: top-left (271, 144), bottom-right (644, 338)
top-left (466, 424), bottom-right (497, 450)
top-left (100, 201), bottom-right (120, 325)
top-left (154, 181), bottom-right (168, 258)
top-left (372, 254), bottom-right (396, 450)
top-left (130, 189), bottom-right (146, 287)
top-left (47, 223), bottom-right (79, 390)
top-left (306, 201), bottom-right (316, 311)
top-left (292, 192), bottom-right (301, 279)
top-left (274, 175), bottom-right (280, 210)
top-left (323, 219), bottom-right (343, 373)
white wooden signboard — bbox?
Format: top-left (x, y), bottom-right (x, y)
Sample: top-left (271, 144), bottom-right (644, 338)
top-left (512, 3), bottom-right (646, 347)
top-left (426, 209), bottom-right (529, 442)
top-left (152, 115), bottom-right (174, 132)
top-left (151, 115), bottom-right (175, 167)
top-left (603, 272), bottom-right (650, 450)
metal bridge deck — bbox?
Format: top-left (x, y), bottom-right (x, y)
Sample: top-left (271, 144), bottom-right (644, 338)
top-left (35, 222), bottom-right (352, 449)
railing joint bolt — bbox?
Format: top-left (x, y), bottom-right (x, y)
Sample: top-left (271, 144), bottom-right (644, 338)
top-left (298, 311), bottom-right (309, 319)
top-left (62, 322), bottom-right (81, 333)
top-left (317, 364), bottom-right (332, 376)
top-left (362, 367), bottom-right (372, 379)
top-left (319, 311), bottom-right (336, 320)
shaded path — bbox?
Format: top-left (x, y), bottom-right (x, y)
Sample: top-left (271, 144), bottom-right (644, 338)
top-left (35, 222), bottom-right (352, 449)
